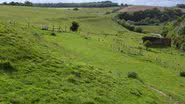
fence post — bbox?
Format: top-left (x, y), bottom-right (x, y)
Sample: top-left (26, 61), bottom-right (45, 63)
top-left (52, 25), bottom-right (55, 32)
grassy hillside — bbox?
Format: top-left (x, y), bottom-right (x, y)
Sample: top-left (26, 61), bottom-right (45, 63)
top-left (139, 25), bottom-right (162, 33)
top-left (118, 6), bottom-right (165, 13)
top-left (0, 6), bottom-right (185, 104)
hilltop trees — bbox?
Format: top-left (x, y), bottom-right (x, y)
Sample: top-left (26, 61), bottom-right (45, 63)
top-left (2, 2), bottom-right (7, 5)
top-left (116, 8), bottom-right (185, 25)
top-left (1, 1), bottom-right (118, 8)
top-left (34, 1), bottom-right (118, 8)
top-left (24, 1), bottom-right (33, 6)
top-left (177, 4), bottom-right (185, 8)
top-left (2, 1), bottom-right (33, 6)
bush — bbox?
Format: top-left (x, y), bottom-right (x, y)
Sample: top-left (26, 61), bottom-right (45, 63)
top-left (105, 12), bottom-right (111, 15)
top-left (128, 72), bottom-right (138, 79)
top-left (180, 71), bottom-right (185, 77)
top-left (177, 26), bottom-right (185, 35)
top-left (73, 8), bottom-right (79, 11)
top-left (0, 61), bottom-right (16, 72)
top-left (144, 40), bottom-right (152, 47)
top-left (70, 21), bottom-right (79, 32)
top-left (51, 32), bottom-right (56, 36)
top-left (135, 27), bottom-right (143, 33)
top-left (117, 8), bottom-right (184, 25)
top-left (127, 25), bottom-right (135, 31)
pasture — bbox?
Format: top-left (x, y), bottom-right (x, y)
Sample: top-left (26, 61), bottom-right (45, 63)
top-left (0, 6), bottom-right (185, 104)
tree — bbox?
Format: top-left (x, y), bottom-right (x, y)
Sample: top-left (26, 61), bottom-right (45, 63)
top-left (9, 1), bottom-right (16, 5)
top-left (73, 8), bottom-right (79, 11)
top-left (24, 1), bottom-right (33, 6)
top-left (70, 21), bottom-right (79, 32)
top-left (2, 2), bottom-right (7, 5)
top-left (177, 4), bottom-right (185, 8)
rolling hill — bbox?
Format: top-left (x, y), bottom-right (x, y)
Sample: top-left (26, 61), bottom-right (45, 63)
top-left (0, 6), bottom-right (185, 104)
top-left (118, 5), bottom-right (165, 12)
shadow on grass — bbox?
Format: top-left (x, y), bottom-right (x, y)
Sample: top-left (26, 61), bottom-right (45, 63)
top-left (0, 61), bottom-right (16, 73)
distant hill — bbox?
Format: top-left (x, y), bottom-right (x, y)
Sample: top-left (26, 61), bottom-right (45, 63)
top-left (118, 5), bottom-right (185, 13)
top-left (118, 5), bottom-right (165, 12)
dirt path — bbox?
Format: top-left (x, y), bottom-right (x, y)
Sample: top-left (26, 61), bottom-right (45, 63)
top-left (147, 85), bottom-right (179, 104)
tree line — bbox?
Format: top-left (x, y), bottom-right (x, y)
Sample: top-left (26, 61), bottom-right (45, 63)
top-left (176, 4), bottom-right (185, 8)
top-left (162, 16), bottom-right (185, 51)
top-left (116, 8), bottom-right (185, 25)
top-left (2, 1), bottom-right (33, 6)
top-left (1, 1), bottom-right (119, 8)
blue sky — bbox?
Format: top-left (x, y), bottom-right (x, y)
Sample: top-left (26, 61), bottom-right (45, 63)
top-left (1, 0), bottom-right (185, 6)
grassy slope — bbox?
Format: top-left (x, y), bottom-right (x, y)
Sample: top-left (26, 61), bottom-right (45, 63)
top-left (0, 6), bottom-right (185, 104)
top-left (138, 25), bottom-right (162, 34)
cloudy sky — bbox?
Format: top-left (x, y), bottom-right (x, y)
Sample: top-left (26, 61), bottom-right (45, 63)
top-left (1, 0), bottom-right (185, 6)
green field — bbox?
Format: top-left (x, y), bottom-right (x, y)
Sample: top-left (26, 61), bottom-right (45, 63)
top-left (0, 6), bottom-right (185, 104)
top-left (139, 25), bottom-right (163, 34)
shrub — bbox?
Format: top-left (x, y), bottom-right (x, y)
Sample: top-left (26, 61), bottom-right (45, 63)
top-left (178, 26), bottom-right (185, 35)
top-left (51, 32), bottom-right (56, 36)
top-left (105, 12), bottom-right (111, 15)
top-left (128, 72), bottom-right (138, 79)
top-left (70, 21), bottom-right (79, 32)
top-left (0, 61), bottom-right (16, 72)
top-left (73, 8), bottom-right (79, 11)
top-left (135, 27), bottom-right (143, 33)
top-left (180, 71), bottom-right (185, 77)
top-left (116, 8), bottom-right (184, 25)
top-left (144, 40), bottom-right (152, 47)
top-left (127, 25), bottom-right (135, 31)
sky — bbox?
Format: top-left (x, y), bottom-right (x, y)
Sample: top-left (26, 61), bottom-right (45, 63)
top-left (0, 0), bottom-right (185, 6)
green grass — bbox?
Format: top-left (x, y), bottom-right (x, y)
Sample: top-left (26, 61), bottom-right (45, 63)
top-left (139, 25), bottom-right (163, 34)
top-left (0, 6), bottom-right (185, 104)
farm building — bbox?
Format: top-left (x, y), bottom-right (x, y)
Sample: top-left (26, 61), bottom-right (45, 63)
top-left (142, 36), bottom-right (171, 47)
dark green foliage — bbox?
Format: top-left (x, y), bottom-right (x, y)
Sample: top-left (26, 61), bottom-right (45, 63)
top-left (33, 1), bottom-right (118, 8)
top-left (24, 1), bottom-right (33, 6)
top-left (163, 16), bottom-right (185, 51)
top-left (144, 40), bottom-right (152, 47)
top-left (115, 19), bottom-right (143, 33)
top-left (51, 32), bottom-right (56, 36)
top-left (120, 3), bottom-right (128, 7)
top-left (178, 26), bottom-right (185, 35)
top-left (177, 4), bottom-right (185, 8)
top-left (114, 8), bottom-right (185, 32)
top-left (2, 2), bottom-right (7, 5)
top-left (117, 8), bottom-right (184, 25)
top-left (1, 1), bottom-right (118, 7)
top-left (105, 12), bottom-right (111, 15)
top-left (2, 1), bottom-right (33, 6)
top-left (0, 61), bottom-right (16, 73)
top-left (180, 71), bottom-right (185, 77)
top-left (128, 72), bottom-right (138, 79)
top-left (135, 27), bottom-right (143, 33)
top-left (116, 19), bottom-right (132, 31)
top-left (130, 89), bottom-right (143, 97)
top-left (70, 21), bottom-right (79, 32)
top-left (73, 8), bottom-right (79, 11)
